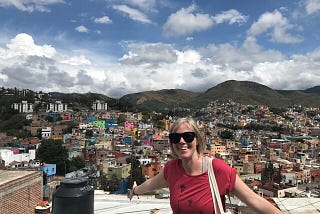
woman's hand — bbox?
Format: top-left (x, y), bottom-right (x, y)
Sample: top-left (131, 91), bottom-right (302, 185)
top-left (129, 181), bottom-right (138, 201)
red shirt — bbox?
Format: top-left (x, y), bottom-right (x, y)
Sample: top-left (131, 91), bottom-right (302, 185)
top-left (164, 158), bottom-right (236, 214)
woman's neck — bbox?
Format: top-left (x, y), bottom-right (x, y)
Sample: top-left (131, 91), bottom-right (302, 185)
top-left (181, 155), bottom-right (203, 175)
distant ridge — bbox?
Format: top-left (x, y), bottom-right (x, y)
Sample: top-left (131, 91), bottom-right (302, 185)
top-left (2, 80), bottom-right (320, 112)
top-left (303, 86), bottom-right (320, 94)
top-left (196, 80), bottom-right (290, 107)
top-left (119, 80), bottom-right (320, 111)
top-left (119, 89), bottom-right (199, 112)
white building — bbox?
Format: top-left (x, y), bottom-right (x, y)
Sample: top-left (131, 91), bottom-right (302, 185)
top-left (92, 100), bottom-right (108, 111)
top-left (42, 127), bottom-right (52, 139)
top-left (25, 114), bottom-right (33, 120)
top-left (69, 150), bottom-right (83, 159)
top-left (137, 158), bottom-right (152, 166)
top-left (79, 123), bottom-right (93, 129)
top-left (282, 172), bottom-right (303, 185)
top-left (11, 100), bottom-right (33, 113)
top-left (47, 101), bottom-right (68, 112)
top-left (0, 149), bottom-right (14, 166)
top-left (29, 160), bottom-right (41, 168)
top-left (0, 149), bottom-right (36, 167)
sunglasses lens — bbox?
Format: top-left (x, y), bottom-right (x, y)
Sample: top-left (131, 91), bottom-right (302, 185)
top-left (169, 133), bottom-right (180, 144)
top-left (182, 132), bottom-right (195, 143)
top-left (169, 132), bottom-right (195, 144)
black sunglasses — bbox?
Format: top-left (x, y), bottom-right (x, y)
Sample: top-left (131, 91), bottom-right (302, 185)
top-left (169, 132), bottom-right (196, 144)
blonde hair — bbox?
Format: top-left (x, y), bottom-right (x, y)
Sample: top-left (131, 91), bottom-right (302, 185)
top-left (168, 117), bottom-right (205, 158)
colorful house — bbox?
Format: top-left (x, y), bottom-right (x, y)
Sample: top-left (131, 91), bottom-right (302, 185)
top-left (107, 164), bottom-right (131, 179)
top-left (86, 116), bottom-right (95, 123)
top-left (40, 163), bottom-right (56, 182)
top-left (93, 120), bottom-right (105, 129)
top-left (124, 121), bottom-right (134, 131)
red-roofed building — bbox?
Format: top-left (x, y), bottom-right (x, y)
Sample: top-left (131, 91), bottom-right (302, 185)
top-left (114, 152), bottom-right (124, 158)
top-left (310, 169), bottom-right (320, 182)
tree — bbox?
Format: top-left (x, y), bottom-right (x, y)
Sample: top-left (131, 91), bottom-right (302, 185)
top-left (134, 140), bottom-right (141, 147)
top-left (63, 124), bottom-right (76, 134)
top-left (0, 114), bottom-right (28, 132)
top-left (151, 113), bottom-right (165, 128)
top-left (69, 156), bottom-right (85, 172)
top-left (36, 128), bottom-right (42, 139)
top-left (105, 174), bottom-right (120, 192)
top-left (261, 161), bottom-right (282, 184)
top-left (45, 115), bottom-right (54, 122)
top-left (126, 157), bottom-right (146, 186)
top-left (0, 105), bottom-right (19, 121)
top-left (117, 114), bottom-right (127, 126)
top-left (85, 129), bottom-right (93, 138)
top-left (37, 139), bottom-right (68, 175)
top-left (220, 130), bottom-right (234, 139)
top-left (274, 166), bottom-right (283, 184)
top-left (142, 112), bottom-right (151, 123)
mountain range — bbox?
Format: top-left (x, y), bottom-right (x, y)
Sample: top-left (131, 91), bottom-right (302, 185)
top-left (116, 80), bottom-right (320, 112)
top-left (49, 80), bottom-right (320, 112)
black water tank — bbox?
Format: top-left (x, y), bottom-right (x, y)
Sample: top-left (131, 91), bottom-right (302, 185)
top-left (52, 178), bottom-right (94, 214)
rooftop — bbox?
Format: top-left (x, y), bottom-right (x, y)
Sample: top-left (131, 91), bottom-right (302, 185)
top-left (94, 192), bottom-right (171, 214)
top-left (273, 198), bottom-right (320, 214)
top-left (0, 169), bottom-right (38, 186)
top-left (93, 191), bottom-right (320, 214)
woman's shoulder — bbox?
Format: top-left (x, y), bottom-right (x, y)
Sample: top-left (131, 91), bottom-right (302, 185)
top-left (211, 157), bottom-right (233, 172)
top-left (211, 157), bottom-right (228, 165)
top-left (210, 157), bottom-right (237, 193)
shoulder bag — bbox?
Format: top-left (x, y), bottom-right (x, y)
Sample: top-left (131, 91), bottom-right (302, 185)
top-left (208, 158), bottom-right (232, 214)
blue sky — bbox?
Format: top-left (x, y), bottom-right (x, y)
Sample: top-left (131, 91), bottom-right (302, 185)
top-left (0, 0), bottom-right (319, 98)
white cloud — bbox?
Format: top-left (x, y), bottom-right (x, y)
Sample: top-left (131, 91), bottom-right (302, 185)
top-left (112, 4), bottom-right (151, 24)
top-left (0, 33), bottom-right (56, 58)
top-left (0, 0), bottom-right (65, 12)
top-left (75, 25), bottom-right (89, 33)
top-left (0, 33), bottom-right (319, 98)
top-left (176, 49), bottom-right (200, 64)
top-left (304, 0), bottom-right (320, 15)
top-left (76, 70), bottom-right (94, 85)
top-left (115, 38), bottom-right (320, 94)
top-left (0, 33), bottom-right (103, 94)
top-left (251, 57), bottom-right (320, 90)
top-left (247, 10), bottom-right (303, 43)
top-left (124, 0), bottom-right (156, 11)
top-left (61, 55), bottom-right (91, 66)
top-left (163, 4), bottom-right (214, 37)
top-left (106, 0), bottom-right (157, 11)
top-left (212, 9), bottom-right (248, 25)
top-left (94, 16), bottom-right (112, 24)
top-left (119, 42), bottom-right (177, 65)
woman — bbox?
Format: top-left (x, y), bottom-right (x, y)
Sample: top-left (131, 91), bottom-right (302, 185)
top-left (130, 117), bottom-right (282, 214)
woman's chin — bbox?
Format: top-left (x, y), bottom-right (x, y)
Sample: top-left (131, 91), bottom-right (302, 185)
top-left (178, 150), bottom-right (191, 158)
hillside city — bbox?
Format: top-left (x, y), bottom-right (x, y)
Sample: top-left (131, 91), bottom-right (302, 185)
top-left (1, 88), bottom-right (320, 213)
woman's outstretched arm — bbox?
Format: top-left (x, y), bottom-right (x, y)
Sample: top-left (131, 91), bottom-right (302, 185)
top-left (130, 169), bottom-right (168, 200)
top-left (232, 175), bottom-right (283, 214)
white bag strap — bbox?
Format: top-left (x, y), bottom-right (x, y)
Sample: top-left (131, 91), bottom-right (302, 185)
top-left (208, 158), bottom-right (225, 214)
